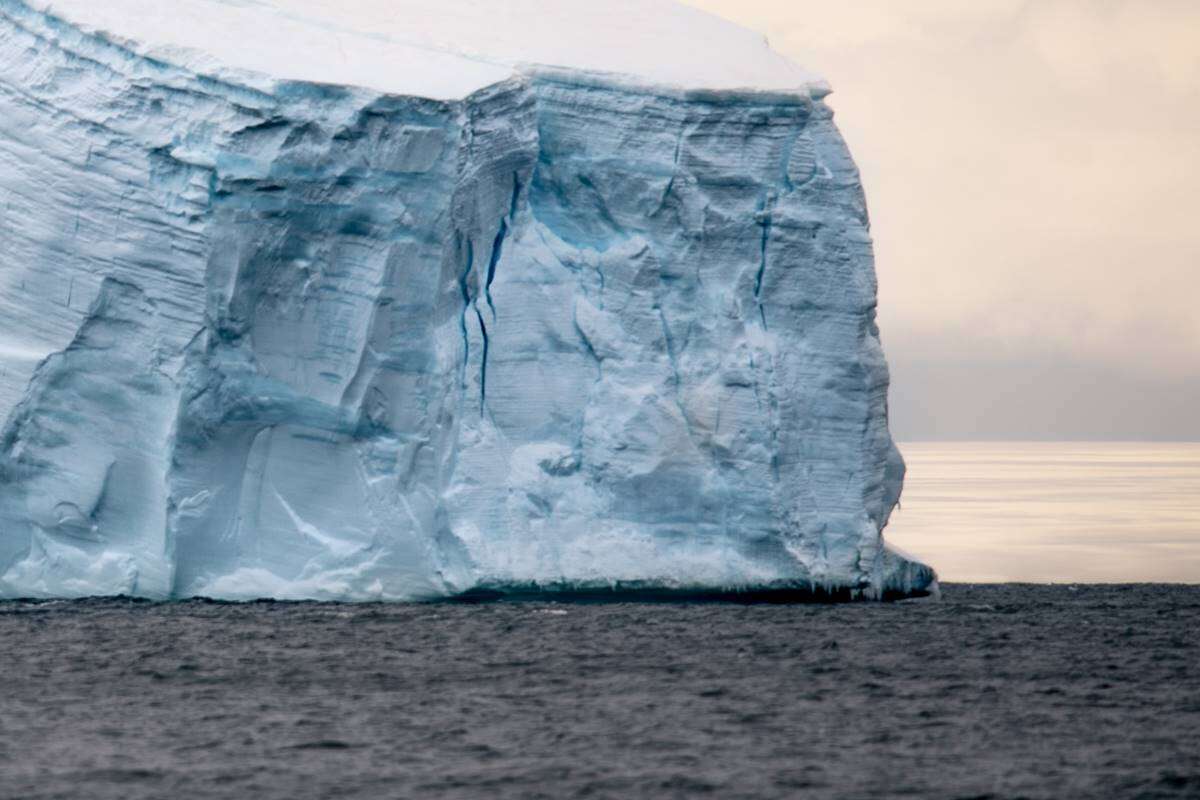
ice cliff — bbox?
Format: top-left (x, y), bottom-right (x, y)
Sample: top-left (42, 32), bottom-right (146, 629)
top-left (0, 0), bottom-right (935, 600)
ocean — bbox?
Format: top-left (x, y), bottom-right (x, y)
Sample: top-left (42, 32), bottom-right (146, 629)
top-left (1, 586), bottom-right (1197, 799)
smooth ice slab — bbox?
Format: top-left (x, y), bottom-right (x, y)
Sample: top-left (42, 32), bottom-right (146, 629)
top-left (0, 0), bottom-right (934, 600)
top-left (26, 0), bottom-right (825, 99)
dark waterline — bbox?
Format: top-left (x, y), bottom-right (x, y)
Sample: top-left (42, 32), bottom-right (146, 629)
top-left (1, 584), bottom-right (1197, 799)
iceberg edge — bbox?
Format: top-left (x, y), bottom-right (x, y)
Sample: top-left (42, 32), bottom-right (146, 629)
top-left (0, 0), bottom-right (934, 601)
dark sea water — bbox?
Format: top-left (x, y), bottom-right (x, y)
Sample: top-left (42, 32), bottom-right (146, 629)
top-left (1, 585), bottom-right (1198, 800)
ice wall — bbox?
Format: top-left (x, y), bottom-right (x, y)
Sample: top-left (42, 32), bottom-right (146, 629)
top-left (0, 0), bottom-right (935, 599)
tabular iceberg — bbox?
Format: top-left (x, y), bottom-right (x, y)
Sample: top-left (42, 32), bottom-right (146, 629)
top-left (0, 0), bottom-right (935, 600)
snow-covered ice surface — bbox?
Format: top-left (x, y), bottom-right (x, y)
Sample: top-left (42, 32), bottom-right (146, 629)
top-left (18, 0), bottom-right (826, 100)
top-left (0, 0), bottom-right (935, 600)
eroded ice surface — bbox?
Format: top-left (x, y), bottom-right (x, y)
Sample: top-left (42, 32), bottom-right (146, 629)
top-left (0, 0), bottom-right (934, 600)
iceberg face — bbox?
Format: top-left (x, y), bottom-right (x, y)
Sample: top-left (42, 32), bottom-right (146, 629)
top-left (0, 0), bottom-right (935, 600)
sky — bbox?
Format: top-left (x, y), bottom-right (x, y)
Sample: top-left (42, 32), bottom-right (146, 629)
top-left (683, 0), bottom-right (1200, 441)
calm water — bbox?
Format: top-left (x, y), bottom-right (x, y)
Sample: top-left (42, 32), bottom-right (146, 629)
top-left (887, 442), bottom-right (1200, 583)
top-left (1, 586), bottom-right (1198, 799)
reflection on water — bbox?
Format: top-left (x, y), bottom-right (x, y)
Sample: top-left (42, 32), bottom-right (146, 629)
top-left (884, 442), bottom-right (1200, 583)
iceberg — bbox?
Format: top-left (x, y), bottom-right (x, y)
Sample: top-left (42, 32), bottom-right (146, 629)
top-left (0, 0), bottom-right (935, 600)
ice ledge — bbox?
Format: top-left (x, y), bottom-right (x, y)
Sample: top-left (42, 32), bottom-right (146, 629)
top-left (523, 66), bottom-right (833, 105)
top-left (451, 576), bottom-right (939, 605)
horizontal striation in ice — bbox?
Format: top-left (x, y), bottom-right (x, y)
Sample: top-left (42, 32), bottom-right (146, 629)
top-left (0, 0), bottom-right (935, 600)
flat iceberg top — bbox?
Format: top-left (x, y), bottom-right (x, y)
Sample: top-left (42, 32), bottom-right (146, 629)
top-left (29, 0), bottom-right (824, 99)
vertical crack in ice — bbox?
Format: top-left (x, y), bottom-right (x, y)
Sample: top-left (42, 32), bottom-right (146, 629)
top-left (483, 218), bottom-right (507, 320)
top-left (573, 315), bottom-right (603, 383)
top-left (475, 305), bottom-right (489, 414)
top-left (754, 195), bottom-right (773, 331)
top-left (482, 173), bottom-right (521, 319)
top-left (457, 235), bottom-right (474, 388)
top-left (653, 128), bottom-right (685, 216)
top-left (478, 172), bottom-right (523, 411)
top-left (483, 172), bottom-right (522, 317)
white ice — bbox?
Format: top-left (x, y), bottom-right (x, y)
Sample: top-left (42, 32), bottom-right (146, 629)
top-left (0, 0), bottom-right (933, 600)
top-left (29, 0), bottom-right (825, 99)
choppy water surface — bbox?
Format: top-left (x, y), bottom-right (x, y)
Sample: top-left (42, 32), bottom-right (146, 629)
top-left (887, 442), bottom-right (1200, 582)
top-left (1, 585), bottom-right (1198, 799)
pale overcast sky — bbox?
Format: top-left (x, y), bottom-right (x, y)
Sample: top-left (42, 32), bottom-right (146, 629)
top-left (683, 0), bottom-right (1200, 440)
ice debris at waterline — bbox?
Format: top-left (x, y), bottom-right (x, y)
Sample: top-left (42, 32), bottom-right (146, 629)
top-left (0, 0), bottom-right (935, 601)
